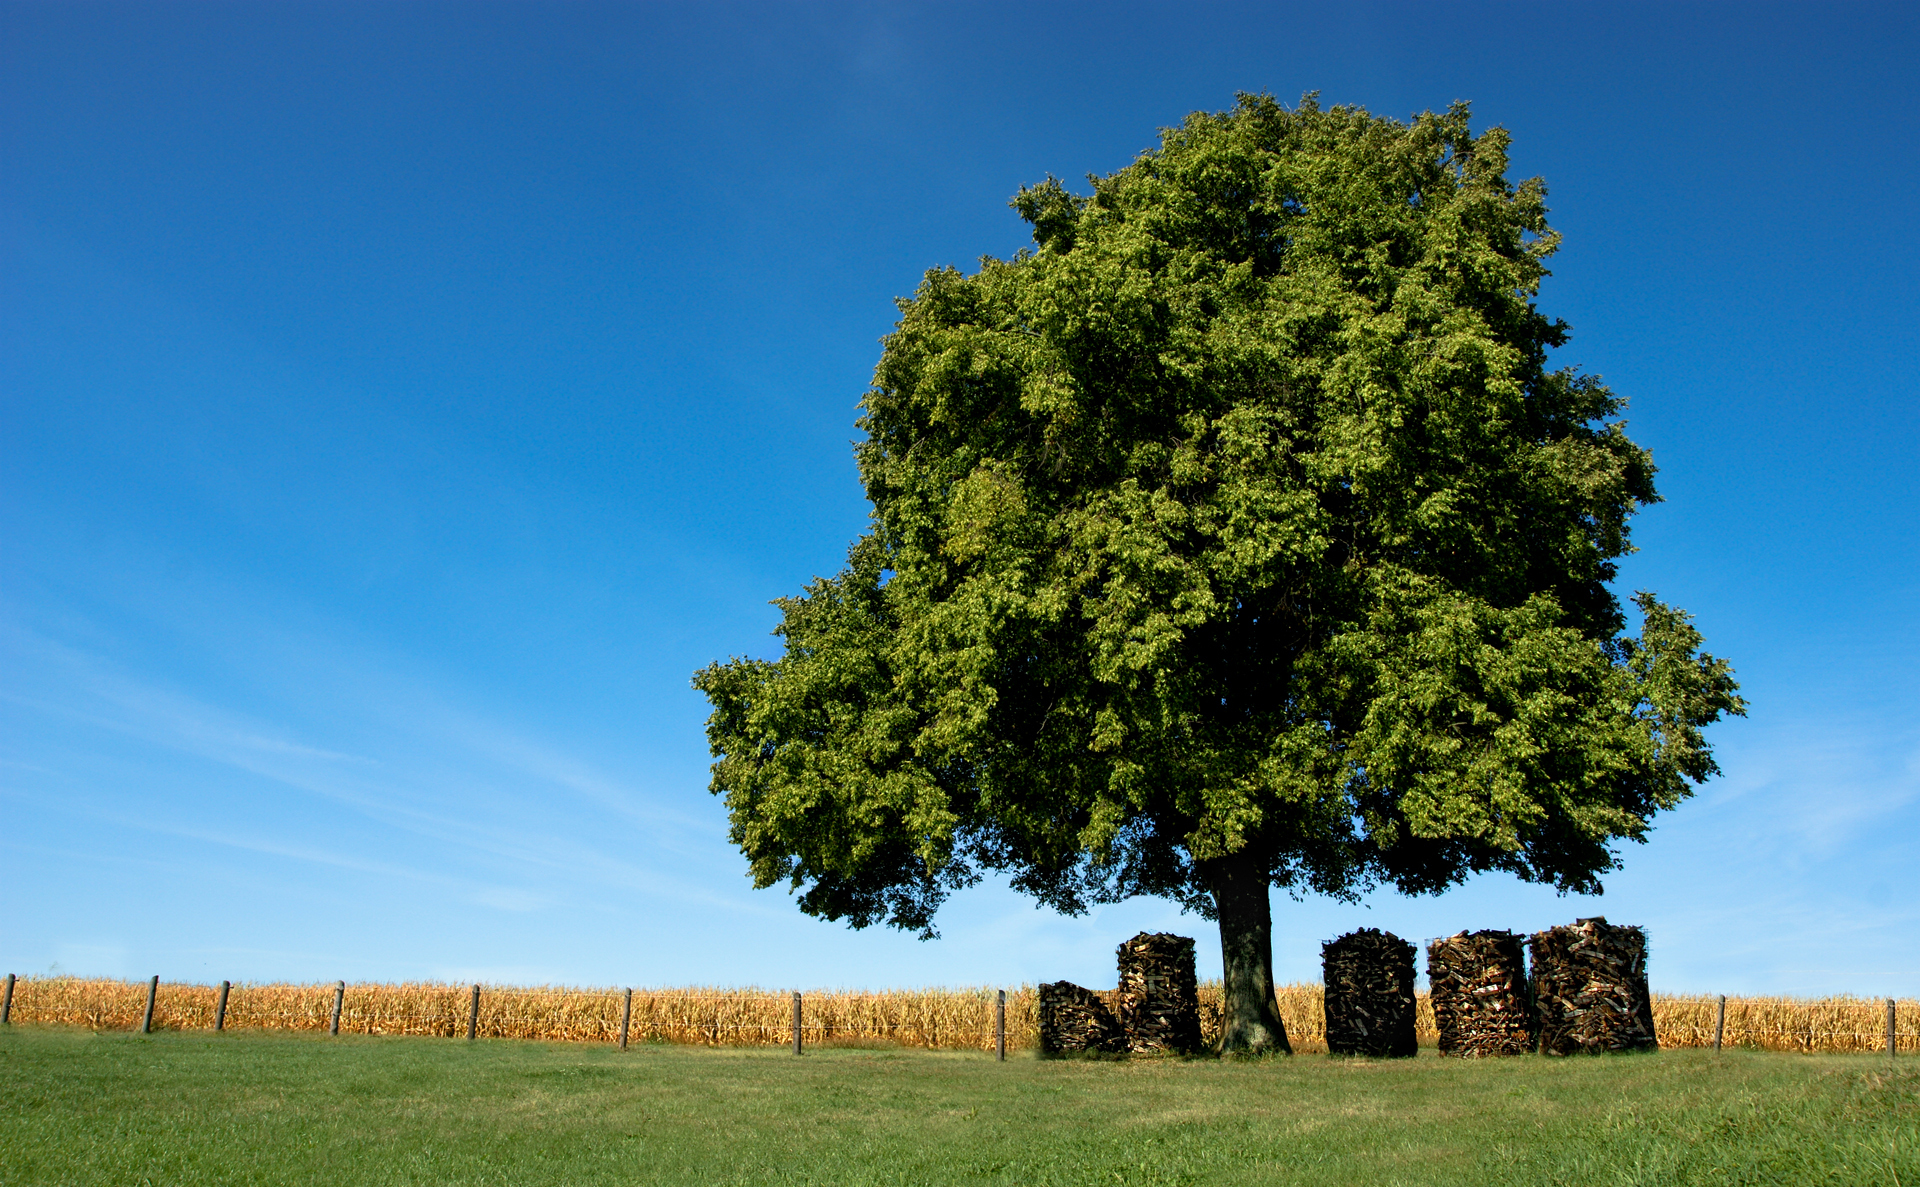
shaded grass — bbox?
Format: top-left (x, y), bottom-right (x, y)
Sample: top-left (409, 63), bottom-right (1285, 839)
top-left (0, 1025), bottom-right (1914, 1185)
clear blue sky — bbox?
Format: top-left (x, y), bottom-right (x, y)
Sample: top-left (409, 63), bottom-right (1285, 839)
top-left (3, 1), bottom-right (1914, 997)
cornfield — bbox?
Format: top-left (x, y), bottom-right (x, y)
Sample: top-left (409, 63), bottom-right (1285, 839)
top-left (4, 976), bottom-right (1912, 1055)
top-left (1646, 994), bottom-right (1918, 1054)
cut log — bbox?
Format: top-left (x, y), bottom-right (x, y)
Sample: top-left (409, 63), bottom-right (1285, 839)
top-left (1037, 981), bottom-right (1123, 1055)
top-left (1427, 930), bottom-right (1535, 1057)
top-left (1529, 917), bottom-right (1657, 1055)
top-left (1114, 932), bottom-right (1203, 1055)
top-left (1322, 928), bottom-right (1417, 1057)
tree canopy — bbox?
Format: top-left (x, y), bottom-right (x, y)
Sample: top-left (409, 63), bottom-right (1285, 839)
top-left (694, 94), bottom-right (1743, 1051)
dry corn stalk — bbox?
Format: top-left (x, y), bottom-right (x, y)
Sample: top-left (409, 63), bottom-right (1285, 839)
top-left (1649, 994), bottom-right (1918, 1054)
top-left (3, 976), bottom-right (1909, 1055)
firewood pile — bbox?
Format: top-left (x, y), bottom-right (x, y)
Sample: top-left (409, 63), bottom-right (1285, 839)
top-left (1427, 930), bottom-right (1536, 1057)
top-left (1322, 928), bottom-right (1417, 1057)
top-left (1114, 932), bottom-right (1203, 1054)
top-left (1037, 981), bottom-right (1124, 1055)
top-left (1529, 917), bottom-right (1657, 1055)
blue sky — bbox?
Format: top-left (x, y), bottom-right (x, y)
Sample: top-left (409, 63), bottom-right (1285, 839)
top-left (2, 1), bottom-right (1914, 997)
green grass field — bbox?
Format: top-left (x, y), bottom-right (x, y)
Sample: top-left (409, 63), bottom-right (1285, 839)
top-left (1, 1026), bottom-right (1913, 1186)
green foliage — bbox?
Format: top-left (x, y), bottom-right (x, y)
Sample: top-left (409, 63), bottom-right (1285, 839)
top-left (694, 94), bottom-right (1742, 938)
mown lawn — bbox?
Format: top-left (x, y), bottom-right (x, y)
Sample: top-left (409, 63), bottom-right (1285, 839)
top-left (0, 1025), bottom-right (1913, 1186)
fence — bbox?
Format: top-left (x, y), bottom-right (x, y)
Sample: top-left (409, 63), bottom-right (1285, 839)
top-left (1641, 994), bottom-right (1918, 1055)
top-left (0, 978), bottom-right (1030, 1049)
top-left (1, 975), bottom-right (1912, 1055)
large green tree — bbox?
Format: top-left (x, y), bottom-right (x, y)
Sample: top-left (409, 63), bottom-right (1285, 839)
top-left (694, 94), bottom-right (1743, 1053)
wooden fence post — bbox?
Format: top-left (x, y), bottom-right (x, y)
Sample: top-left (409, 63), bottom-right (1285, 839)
top-left (996, 989), bottom-right (1006, 1061)
top-left (468, 984), bottom-right (480, 1041)
top-left (1713, 995), bottom-right (1726, 1052)
top-left (620, 988), bottom-right (632, 1052)
top-left (215, 981), bottom-right (230, 1032)
top-left (1891, 999), bottom-right (1898, 1061)
top-left (1, 973), bottom-right (14, 1025)
top-left (330, 981), bottom-right (344, 1036)
top-left (792, 991), bottom-right (802, 1056)
top-left (140, 975), bottom-right (158, 1034)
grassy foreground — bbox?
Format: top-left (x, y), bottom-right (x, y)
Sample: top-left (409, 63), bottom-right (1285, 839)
top-left (1, 1027), bottom-right (1914, 1186)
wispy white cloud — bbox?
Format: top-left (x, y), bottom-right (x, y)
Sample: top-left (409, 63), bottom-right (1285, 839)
top-left (472, 887), bottom-right (555, 913)
top-left (6, 553), bottom-right (1915, 993)
top-left (114, 818), bottom-right (455, 887)
top-left (396, 697), bottom-right (710, 833)
top-left (0, 604), bottom-right (748, 918)
top-left (1678, 716), bottom-right (1919, 860)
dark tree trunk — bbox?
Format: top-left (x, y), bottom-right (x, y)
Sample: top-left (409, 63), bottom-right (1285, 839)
top-left (1207, 851), bottom-right (1292, 1055)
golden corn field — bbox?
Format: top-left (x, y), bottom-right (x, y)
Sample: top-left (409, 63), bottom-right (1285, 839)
top-left (4, 976), bottom-right (1914, 1055)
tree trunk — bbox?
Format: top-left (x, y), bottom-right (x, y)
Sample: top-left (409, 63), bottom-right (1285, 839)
top-left (1207, 851), bottom-right (1292, 1055)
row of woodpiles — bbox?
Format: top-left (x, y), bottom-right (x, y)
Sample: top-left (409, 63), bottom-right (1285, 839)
top-left (1044, 917), bottom-right (1653, 1057)
top-left (1039, 933), bottom-right (1203, 1056)
top-left (1320, 917), bottom-right (1656, 1057)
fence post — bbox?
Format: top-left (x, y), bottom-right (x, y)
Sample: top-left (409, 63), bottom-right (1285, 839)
top-left (468, 984), bottom-right (480, 1041)
top-left (139, 975), bottom-right (159, 1034)
top-left (620, 988), bottom-right (632, 1052)
top-left (1891, 999), bottom-right (1898, 1061)
top-left (330, 981), bottom-right (344, 1036)
top-left (1713, 995), bottom-right (1726, 1052)
top-left (792, 991), bottom-right (802, 1056)
top-left (996, 989), bottom-right (1006, 1061)
top-left (215, 981), bottom-right (230, 1032)
top-left (1, 973), bottom-right (14, 1025)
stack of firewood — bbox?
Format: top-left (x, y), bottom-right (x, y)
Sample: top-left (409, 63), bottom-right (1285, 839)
top-left (1322, 928), bottom-right (1417, 1057)
top-left (1427, 930), bottom-right (1536, 1057)
top-left (1115, 932), bottom-right (1203, 1054)
top-left (1529, 917), bottom-right (1657, 1055)
top-left (1037, 981), bottom-right (1123, 1054)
